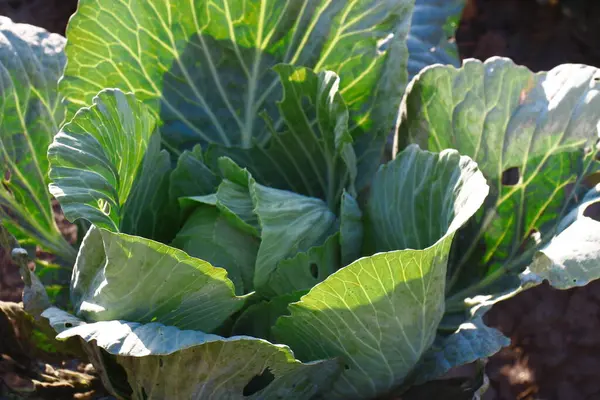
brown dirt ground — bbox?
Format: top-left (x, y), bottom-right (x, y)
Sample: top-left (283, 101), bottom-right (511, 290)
top-left (1, 0), bottom-right (600, 399)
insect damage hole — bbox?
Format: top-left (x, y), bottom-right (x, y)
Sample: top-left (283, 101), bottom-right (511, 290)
top-left (243, 368), bottom-right (275, 397)
top-left (501, 167), bottom-right (520, 186)
top-left (583, 201), bottom-right (600, 222)
top-left (309, 263), bottom-right (319, 279)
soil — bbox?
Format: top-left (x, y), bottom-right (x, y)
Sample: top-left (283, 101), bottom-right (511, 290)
top-left (0, 0), bottom-right (77, 36)
top-left (1, 0), bottom-right (600, 399)
top-left (457, 0), bottom-right (600, 72)
top-left (484, 282), bottom-right (600, 400)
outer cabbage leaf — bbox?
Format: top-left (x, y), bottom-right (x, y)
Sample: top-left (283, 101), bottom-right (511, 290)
top-left (274, 146), bottom-right (489, 399)
top-left (407, 0), bottom-right (465, 80)
top-left (60, 0), bottom-right (416, 189)
top-left (43, 307), bottom-right (341, 400)
top-left (71, 226), bottom-right (246, 332)
top-left (48, 89), bottom-right (176, 239)
top-left (0, 17), bottom-right (74, 261)
top-left (397, 58), bottom-right (600, 297)
top-left (521, 185), bottom-right (600, 289)
top-left (60, 0), bottom-right (412, 148)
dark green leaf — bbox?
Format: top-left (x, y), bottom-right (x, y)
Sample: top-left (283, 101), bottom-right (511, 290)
top-left (208, 65), bottom-right (357, 206)
top-left (169, 144), bottom-right (219, 202)
top-left (340, 191), bottom-right (363, 266)
top-left (60, 0), bottom-right (416, 191)
top-left (251, 182), bottom-right (338, 294)
top-left (121, 134), bottom-right (179, 242)
top-left (266, 233), bottom-right (340, 296)
top-left (232, 291), bottom-right (306, 342)
top-left (172, 205), bottom-right (259, 295)
top-left (407, 0), bottom-right (465, 80)
top-left (60, 0), bottom-right (413, 148)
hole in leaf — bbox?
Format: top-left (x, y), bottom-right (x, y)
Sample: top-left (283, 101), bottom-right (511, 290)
top-left (65, 322), bottom-right (73, 328)
top-left (100, 349), bottom-right (133, 396)
top-left (243, 368), bottom-right (275, 397)
top-left (583, 201), bottom-right (600, 222)
top-left (309, 263), bottom-right (319, 279)
top-left (584, 172), bottom-right (600, 188)
top-left (501, 167), bottom-right (520, 186)
top-left (344, 364), bottom-right (350, 370)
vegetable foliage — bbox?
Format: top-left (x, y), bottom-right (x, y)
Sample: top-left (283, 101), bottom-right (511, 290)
top-left (1, 0), bottom-right (599, 399)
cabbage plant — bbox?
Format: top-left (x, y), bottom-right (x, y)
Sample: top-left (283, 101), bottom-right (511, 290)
top-left (1, 0), bottom-right (599, 399)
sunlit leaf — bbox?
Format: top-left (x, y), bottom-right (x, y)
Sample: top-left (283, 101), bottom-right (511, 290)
top-left (275, 146), bottom-right (488, 399)
top-left (398, 58), bottom-right (600, 298)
